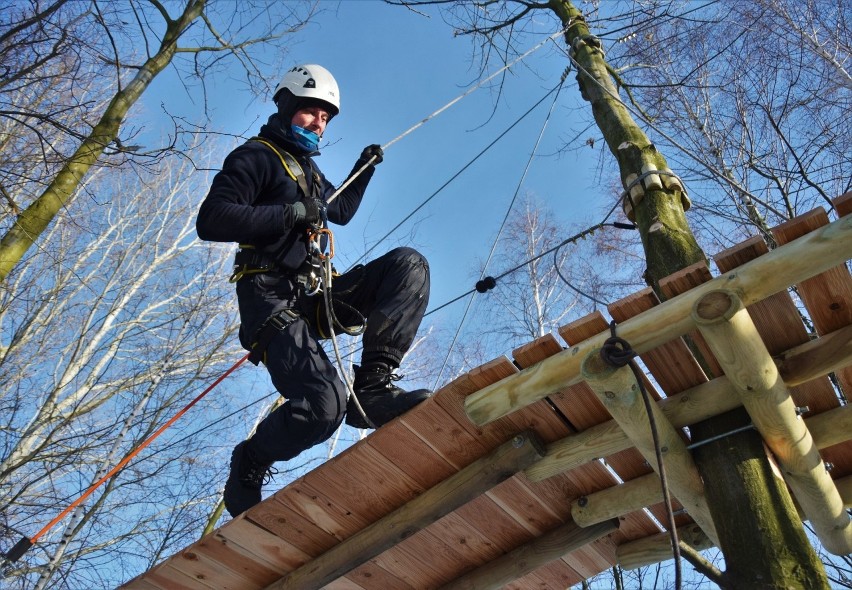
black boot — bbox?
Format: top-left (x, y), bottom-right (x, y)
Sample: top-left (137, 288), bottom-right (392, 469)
top-left (345, 363), bottom-right (432, 429)
top-left (223, 440), bottom-right (275, 518)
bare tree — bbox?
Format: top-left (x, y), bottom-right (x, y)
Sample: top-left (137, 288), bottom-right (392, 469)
top-left (604, 0), bottom-right (851, 248)
top-left (0, 147), bottom-right (253, 589)
top-left (0, 0), bottom-right (319, 281)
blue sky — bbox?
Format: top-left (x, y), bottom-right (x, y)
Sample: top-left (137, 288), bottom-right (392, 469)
top-left (143, 1), bottom-right (611, 338)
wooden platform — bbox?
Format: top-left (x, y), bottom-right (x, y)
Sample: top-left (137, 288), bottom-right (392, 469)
top-left (121, 196), bottom-right (852, 590)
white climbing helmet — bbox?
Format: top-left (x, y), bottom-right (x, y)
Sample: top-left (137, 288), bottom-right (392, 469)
top-left (273, 64), bottom-right (340, 117)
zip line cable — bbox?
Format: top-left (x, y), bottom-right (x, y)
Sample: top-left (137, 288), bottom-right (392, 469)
top-left (432, 76), bottom-right (566, 388)
top-left (424, 200), bottom-right (629, 319)
top-left (1, 353), bottom-right (251, 569)
top-left (352, 83), bottom-right (562, 269)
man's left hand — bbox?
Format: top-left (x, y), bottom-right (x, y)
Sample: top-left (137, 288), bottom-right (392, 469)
top-left (359, 144), bottom-right (383, 166)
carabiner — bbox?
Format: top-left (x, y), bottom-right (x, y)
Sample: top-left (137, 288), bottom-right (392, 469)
top-left (308, 228), bottom-right (335, 261)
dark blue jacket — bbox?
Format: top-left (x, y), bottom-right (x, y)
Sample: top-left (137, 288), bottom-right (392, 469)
top-left (197, 114), bottom-right (373, 272)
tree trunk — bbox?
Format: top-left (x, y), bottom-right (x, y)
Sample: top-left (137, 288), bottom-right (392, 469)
top-left (547, 1), bottom-right (830, 587)
top-left (0, 0), bottom-right (206, 282)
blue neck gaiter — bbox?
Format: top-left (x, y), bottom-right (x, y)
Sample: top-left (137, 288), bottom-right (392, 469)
top-left (291, 125), bottom-right (320, 152)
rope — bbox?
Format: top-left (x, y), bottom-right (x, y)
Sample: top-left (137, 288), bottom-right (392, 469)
top-left (432, 76), bottom-right (566, 388)
top-left (319, 257), bottom-right (376, 429)
top-left (2, 352), bottom-right (251, 567)
top-left (326, 26), bottom-right (570, 208)
top-left (351, 83), bottom-right (563, 268)
top-left (599, 321), bottom-right (682, 590)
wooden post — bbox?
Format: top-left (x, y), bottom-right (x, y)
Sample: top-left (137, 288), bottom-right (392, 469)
top-left (439, 519), bottom-right (618, 590)
top-left (464, 214), bottom-right (852, 426)
top-left (693, 289), bottom-right (852, 555)
top-left (262, 432), bottom-right (545, 590)
top-left (580, 350), bottom-right (718, 544)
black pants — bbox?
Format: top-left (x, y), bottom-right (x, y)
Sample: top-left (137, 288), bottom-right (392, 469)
top-left (235, 247), bottom-right (429, 464)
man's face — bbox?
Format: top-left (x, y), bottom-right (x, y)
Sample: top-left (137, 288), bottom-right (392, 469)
top-left (291, 105), bottom-right (330, 137)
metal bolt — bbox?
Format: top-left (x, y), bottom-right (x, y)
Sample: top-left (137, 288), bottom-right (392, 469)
top-left (795, 406), bottom-right (810, 416)
top-left (825, 462), bottom-right (835, 472)
top-left (578, 496), bottom-right (589, 508)
top-left (512, 435), bottom-right (525, 448)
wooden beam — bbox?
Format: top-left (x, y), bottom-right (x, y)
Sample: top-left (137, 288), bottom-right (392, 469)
top-left (439, 519), bottom-right (618, 590)
top-left (776, 323), bottom-right (852, 387)
top-left (563, 401), bottom-right (852, 532)
top-left (526, 378), bottom-right (739, 482)
top-left (617, 524), bottom-right (713, 571)
top-left (571, 473), bottom-right (660, 527)
top-left (579, 351), bottom-right (718, 545)
top-left (464, 214), bottom-right (852, 426)
top-left (525, 320), bottom-right (852, 483)
top-left (693, 289), bottom-right (852, 555)
top-left (262, 432), bottom-right (545, 590)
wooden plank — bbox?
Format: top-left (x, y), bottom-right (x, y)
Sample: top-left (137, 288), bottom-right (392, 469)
top-left (365, 417), bottom-right (457, 489)
top-left (608, 287), bottom-right (708, 394)
top-left (144, 564), bottom-right (214, 590)
top-left (263, 432), bottom-right (546, 590)
top-left (464, 214), bottom-right (852, 426)
top-left (343, 560), bottom-right (414, 590)
top-left (164, 546), bottom-right (267, 590)
top-left (217, 518), bottom-right (311, 572)
top-left (658, 261), bottom-right (724, 377)
top-left (555, 312), bottom-right (616, 429)
top-left (772, 207), bottom-right (852, 399)
top-left (835, 192), bottom-right (852, 217)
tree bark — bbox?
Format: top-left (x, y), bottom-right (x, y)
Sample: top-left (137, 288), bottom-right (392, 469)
top-left (0, 0), bottom-right (206, 282)
top-left (547, 1), bottom-right (830, 587)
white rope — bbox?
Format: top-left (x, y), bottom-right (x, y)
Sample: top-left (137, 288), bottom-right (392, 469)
top-left (327, 25), bottom-right (569, 205)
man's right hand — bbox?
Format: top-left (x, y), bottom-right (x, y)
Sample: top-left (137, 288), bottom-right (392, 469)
top-left (291, 198), bottom-right (322, 227)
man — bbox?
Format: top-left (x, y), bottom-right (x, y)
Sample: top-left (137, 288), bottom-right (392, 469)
top-left (196, 64), bottom-right (431, 518)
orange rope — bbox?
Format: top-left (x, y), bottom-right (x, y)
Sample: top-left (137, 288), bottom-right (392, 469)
top-left (29, 352), bottom-right (251, 544)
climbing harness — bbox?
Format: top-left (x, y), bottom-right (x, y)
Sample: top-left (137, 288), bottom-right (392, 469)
top-left (248, 309), bottom-right (301, 366)
top-left (600, 321), bottom-right (682, 590)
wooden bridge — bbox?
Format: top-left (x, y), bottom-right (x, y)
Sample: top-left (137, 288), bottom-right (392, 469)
top-left (121, 194), bottom-right (852, 589)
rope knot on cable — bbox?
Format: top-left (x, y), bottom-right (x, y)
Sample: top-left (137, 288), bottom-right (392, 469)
top-left (475, 276), bottom-right (497, 293)
top-left (600, 320), bottom-right (637, 367)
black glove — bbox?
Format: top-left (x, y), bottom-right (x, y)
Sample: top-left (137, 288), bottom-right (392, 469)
top-left (291, 198), bottom-right (322, 226)
top-left (358, 144), bottom-right (383, 166)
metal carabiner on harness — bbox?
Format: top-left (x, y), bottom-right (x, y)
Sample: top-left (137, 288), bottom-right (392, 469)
top-left (308, 227), bottom-right (335, 261)
top-left (304, 227), bottom-right (334, 296)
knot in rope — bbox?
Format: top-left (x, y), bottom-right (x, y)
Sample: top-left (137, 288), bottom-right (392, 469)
top-left (475, 276), bottom-right (497, 293)
top-left (600, 321), bottom-right (637, 368)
